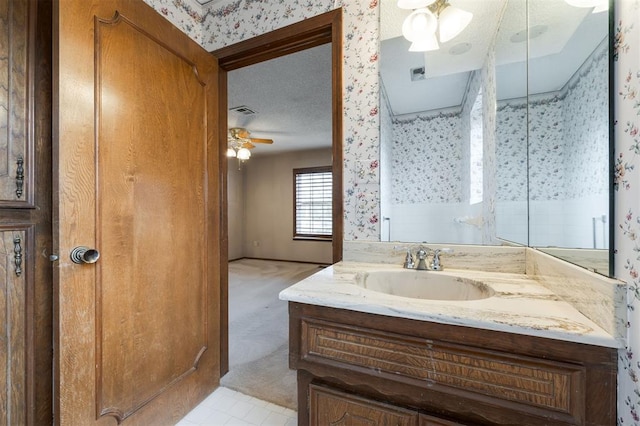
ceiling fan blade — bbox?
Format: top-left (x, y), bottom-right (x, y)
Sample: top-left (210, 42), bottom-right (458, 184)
top-left (241, 141), bottom-right (256, 149)
top-left (250, 138), bottom-right (274, 144)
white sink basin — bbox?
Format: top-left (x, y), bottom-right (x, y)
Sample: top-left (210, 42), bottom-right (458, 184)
top-left (355, 270), bottom-right (494, 301)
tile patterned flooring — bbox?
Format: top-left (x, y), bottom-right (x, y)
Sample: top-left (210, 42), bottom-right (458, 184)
top-left (177, 387), bottom-right (297, 426)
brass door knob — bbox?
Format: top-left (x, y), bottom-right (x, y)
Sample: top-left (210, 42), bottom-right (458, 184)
top-left (70, 246), bottom-right (100, 264)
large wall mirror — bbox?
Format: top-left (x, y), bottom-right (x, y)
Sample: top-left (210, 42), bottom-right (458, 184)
top-left (379, 0), bottom-right (612, 276)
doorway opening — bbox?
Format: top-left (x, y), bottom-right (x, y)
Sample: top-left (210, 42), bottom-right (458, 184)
top-left (212, 9), bottom-right (343, 407)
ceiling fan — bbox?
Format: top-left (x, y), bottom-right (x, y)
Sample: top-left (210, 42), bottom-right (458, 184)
top-left (227, 127), bottom-right (273, 160)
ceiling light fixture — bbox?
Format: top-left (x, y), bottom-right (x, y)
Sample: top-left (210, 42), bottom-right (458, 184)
top-left (236, 147), bottom-right (251, 161)
top-left (397, 0), bottom-right (436, 9)
top-left (435, 2), bottom-right (473, 43)
top-left (564, 0), bottom-right (608, 13)
top-left (400, 0), bottom-right (473, 52)
top-left (402, 8), bottom-right (439, 52)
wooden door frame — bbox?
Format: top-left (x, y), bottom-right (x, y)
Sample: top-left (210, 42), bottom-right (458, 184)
top-left (211, 9), bottom-right (343, 376)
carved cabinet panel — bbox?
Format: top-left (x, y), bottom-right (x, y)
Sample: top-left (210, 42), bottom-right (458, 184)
top-left (0, 226), bottom-right (32, 426)
top-left (0, 0), bottom-right (34, 207)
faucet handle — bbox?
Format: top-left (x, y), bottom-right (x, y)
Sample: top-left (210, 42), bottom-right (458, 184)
top-left (431, 248), bottom-right (453, 271)
top-left (403, 249), bottom-right (415, 269)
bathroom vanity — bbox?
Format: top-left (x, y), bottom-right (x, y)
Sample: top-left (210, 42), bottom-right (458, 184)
top-left (280, 256), bottom-right (622, 425)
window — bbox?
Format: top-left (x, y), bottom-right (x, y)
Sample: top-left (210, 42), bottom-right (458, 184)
top-left (294, 166), bottom-right (332, 240)
top-left (470, 89), bottom-right (483, 204)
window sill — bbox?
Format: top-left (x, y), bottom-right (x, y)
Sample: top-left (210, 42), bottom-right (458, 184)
top-left (293, 236), bottom-right (332, 242)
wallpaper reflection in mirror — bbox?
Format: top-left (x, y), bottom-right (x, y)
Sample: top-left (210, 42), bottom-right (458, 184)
top-left (527, 4), bottom-right (609, 275)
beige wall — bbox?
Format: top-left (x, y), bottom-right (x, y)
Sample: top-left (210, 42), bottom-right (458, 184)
top-left (227, 160), bottom-right (245, 260)
top-left (230, 148), bottom-right (333, 264)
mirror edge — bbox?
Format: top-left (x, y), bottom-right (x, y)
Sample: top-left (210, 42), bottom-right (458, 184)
top-left (608, 0), bottom-right (615, 278)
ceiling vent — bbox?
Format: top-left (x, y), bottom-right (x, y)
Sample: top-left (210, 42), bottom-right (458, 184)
top-left (410, 67), bottom-right (426, 82)
top-left (229, 105), bottom-right (256, 115)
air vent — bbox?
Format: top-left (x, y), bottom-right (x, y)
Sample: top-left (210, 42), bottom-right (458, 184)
top-left (410, 67), bottom-right (426, 82)
top-left (229, 105), bottom-right (256, 115)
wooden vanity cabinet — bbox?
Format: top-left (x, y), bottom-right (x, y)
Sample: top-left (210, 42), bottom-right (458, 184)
top-left (289, 302), bottom-right (617, 426)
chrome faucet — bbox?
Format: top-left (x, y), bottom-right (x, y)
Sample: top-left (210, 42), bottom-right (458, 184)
top-left (400, 246), bottom-right (453, 271)
top-left (415, 247), bottom-right (430, 270)
top-left (400, 245), bottom-right (431, 270)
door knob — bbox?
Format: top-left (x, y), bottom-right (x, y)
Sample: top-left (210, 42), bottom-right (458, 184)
top-left (70, 246), bottom-right (100, 264)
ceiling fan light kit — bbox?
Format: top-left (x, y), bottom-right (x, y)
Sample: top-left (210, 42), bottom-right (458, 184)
top-left (227, 127), bottom-right (274, 162)
top-left (236, 147), bottom-right (251, 160)
top-left (409, 34), bottom-right (439, 52)
top-left (400, 0), bottom-right (473, 52)
top-left (397, 0), bottom-right (436, 9)
top-left (564, 0), bottom-right (608, 12)
top-left (437, 4), bottom-right (473, 43)
top-left (402, 8), bottom-right (437, 42)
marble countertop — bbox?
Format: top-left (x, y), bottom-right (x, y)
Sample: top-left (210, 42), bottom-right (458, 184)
top-left (278, 261), bottom-right (621, 348)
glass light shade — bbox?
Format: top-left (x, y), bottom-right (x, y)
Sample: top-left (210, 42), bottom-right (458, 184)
top-left (397, 0), bottom-right (436, 9)
top-left (236, 147), bottom-right (251, 160)
top-left (409, 33), bottom-right (439, 52)
top-left (564, 0), bottom-right (603, 7)
top-left (226, 147), bottom-right (237, 157)
top-left (402, 9), bottom-right (437, 43)
top-left (438, 5), bottom-right (473, 43)
top-left (592, 1), bottom-right (609, 12)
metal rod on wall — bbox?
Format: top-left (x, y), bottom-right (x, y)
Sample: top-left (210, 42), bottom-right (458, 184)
top-left (383, 216), bottom-right (391, 241)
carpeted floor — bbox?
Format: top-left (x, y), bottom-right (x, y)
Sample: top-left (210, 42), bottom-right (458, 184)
top-left (220, 259), bottom-right (322, 410)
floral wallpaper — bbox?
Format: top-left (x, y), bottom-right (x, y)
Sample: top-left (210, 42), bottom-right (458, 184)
top-left (496, 101), bottom-right (528, 202)
top-left (615, 1), bottom-right (640, 424)
top-left (142, 0), bottom-right (204, 43)
top-left (564, 41), bottom-right (610, 200)
top-left (391, 112), bottom-right (462, 204)
top-left (145, 0), bottom-right (640, 422)
top-left (496, 42), bottom-right (608, 204)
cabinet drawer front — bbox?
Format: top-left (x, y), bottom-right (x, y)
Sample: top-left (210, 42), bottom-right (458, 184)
top-left (310, 384), bottom-right (419, 426)
top-left (301, 319), bottom-right (584, 419)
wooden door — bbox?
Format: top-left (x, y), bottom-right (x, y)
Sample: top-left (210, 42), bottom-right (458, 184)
top-left (53, 0), bottom-right (221, 424)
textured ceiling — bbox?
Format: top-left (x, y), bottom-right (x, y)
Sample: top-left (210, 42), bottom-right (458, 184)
top-left (227, 44), bottom-right (332, 156)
